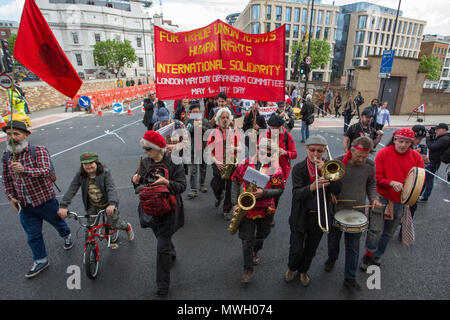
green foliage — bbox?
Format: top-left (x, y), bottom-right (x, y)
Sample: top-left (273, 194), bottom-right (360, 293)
top-left (93, 39), bottom-right (137, 77)
top-left (290, 38), bottom-right (331, 70)
top-left (418, 54), bottom-right (442, 80)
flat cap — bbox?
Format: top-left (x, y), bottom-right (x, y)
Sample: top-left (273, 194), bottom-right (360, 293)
top-left (305, 134), bottom-right (327, 146)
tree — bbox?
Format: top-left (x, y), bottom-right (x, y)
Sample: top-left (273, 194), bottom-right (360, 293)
top-left (418, 54), bottom-right (442, 81)
top-left (290, 38), bottom-right (331, 73)
top-left (93, 39), bottom-right (137, 78)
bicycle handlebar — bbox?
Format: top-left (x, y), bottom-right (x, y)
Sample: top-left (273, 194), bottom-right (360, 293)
top-left (67, 210), bottom-right (106, 228)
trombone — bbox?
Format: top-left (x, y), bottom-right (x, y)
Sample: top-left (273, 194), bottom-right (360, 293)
top-left (314, 146), bottom-right (345, 233)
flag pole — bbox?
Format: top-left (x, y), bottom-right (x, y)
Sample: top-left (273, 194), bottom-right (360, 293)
top-left (8, 59), bottom-right (17, 162)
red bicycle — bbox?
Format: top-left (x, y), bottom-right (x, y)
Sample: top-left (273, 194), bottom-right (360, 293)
top-left (68, 210), bottom-right (119, 279)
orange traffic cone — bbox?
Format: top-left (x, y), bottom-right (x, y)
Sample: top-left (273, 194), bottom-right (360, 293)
top-left (97, 106), bottom-right (103, 116)
top-left (127, 103), bottom-right (132, 115)
top-left (0, 116), bottom-right (6, 129)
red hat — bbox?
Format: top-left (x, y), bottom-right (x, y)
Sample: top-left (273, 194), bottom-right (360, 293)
top-left (141, 130), bottom-right (166, 151)
top-left (393, 128), bottom-right (415, 140)
top-left (286, 98), bottom-right (292, 105)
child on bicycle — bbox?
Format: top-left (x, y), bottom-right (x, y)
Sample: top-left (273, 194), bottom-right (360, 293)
top-left (57, 152), bottom-right (134, 241)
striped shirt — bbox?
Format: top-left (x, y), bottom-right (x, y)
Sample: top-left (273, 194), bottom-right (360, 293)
top-left (2, 145), bottom-right (55, 207)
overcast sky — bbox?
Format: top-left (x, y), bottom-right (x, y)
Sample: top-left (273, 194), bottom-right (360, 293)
top-left (1, 0), bottom-right (449, 36)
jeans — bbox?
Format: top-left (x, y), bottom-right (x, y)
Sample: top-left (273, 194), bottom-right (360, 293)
top-left (190, 163), bottom-right (207, 190)
top-left (343, 112), bottom-right (352, 133)
top-left (154, 236), bottom-right (176, 290)
top-left (301, 120), bottom-right (310, 141)
top-left (365, 196), bottom-right (404, 259)
top-left (288, 212), bottom-right (324, 273)
top-left (327, 226), bottom-right (361, 280)
top-left (19, 198), bottom-right (71, 261)
top-left (420, 162), bottom-right (440, 200)
top-left (239, 216), bottom-right (273, 270)
top-left (355, 103), bottom-right (361, 117)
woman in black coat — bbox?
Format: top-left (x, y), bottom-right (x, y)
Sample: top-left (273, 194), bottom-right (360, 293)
top-left (285, 135), bottom-right (341, 286)
top-left (132, 130), bottom-right (186, 297)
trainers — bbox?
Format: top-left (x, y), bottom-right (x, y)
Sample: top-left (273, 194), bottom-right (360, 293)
top-left (240, 269), bottom-right (253, 284)
top-left (360, 254), bottom-right (379, 271)
top-left (25, 260), bottom-right (49, 278)
top-left (188, 190), bottom-right (198, 199)
top-left (63, 234), bottom-right (74, 250)
top-left (344, 278), bottom-right (362, 291)
top-left (299, 273), bottom-right (310, 287)
top-left (284, 269), bottom-right (296, 283)
top-left (324, 258), bottom-right (336, 272)
top-left (199, 185), bottom-right (208, 193)
top-left (418, 196), bottom-right (428, 202)
top-left (126, 223), bottom-right (134, 241)
top-left (252, 252), bottom-right (260, 266)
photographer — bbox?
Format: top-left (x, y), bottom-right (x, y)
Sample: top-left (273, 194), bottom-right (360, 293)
top-left (419, 123), bottom-right (450, 202)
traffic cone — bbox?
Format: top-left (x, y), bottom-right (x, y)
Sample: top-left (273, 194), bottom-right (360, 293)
top-left (97, 105), bottom-right (103, 116)
top-left (0, 116), bottom-right (6, 129)
top-left (127, 102), bottom-right (132, 115)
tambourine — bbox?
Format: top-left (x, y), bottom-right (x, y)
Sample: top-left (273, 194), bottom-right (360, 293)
top-left (401, 167), bottom-right (426, 206)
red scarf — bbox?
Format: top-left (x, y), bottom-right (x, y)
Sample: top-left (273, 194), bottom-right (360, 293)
top-left (307, 157), bottom-right (317, 182)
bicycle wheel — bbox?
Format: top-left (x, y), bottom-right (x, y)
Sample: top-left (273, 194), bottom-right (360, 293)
top-left (84, 243), bottom-right (99, 280)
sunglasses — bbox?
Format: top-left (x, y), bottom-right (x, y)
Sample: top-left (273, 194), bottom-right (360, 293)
top-left (308, 147), bottom-right (325, 153)
top-left (142, 147), bottom-right (153, 152)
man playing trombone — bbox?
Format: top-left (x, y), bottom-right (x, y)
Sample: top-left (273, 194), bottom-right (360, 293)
top-left (285, 135), bottom-right (342, 286)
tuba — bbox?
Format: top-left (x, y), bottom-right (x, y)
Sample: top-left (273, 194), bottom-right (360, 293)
top-left (228, 182), bottom-right (257, 235)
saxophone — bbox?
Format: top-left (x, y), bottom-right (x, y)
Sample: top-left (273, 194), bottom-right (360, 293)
top-left (221, 158), bottom-right (236, 180)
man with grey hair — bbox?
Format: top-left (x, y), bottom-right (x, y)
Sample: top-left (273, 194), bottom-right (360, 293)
top-left (2, 121), bottom-right (73, 278)
top-left (285, 135), bottom-right (342, 286)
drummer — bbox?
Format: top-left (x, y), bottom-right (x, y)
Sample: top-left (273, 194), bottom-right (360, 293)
top-left (360, 128), bottom-right (424, 271)
top-left (323, 136), bottom-right (383, 290)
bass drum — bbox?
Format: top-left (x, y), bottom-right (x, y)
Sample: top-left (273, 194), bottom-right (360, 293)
top-left (401, 167), bottom-right (426, 206)
top-left (334, 209), bottom-right (368, 233)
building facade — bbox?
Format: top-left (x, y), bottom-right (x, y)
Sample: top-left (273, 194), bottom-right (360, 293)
top-left (36, 0), bottom-right (155, 81)
top-left (234, 0), bottom-right (340, 83)
top-left (335, 2), bottom-right (426, 84)
top-left (0, 20), bottom-right (19, 40)
top-left (420, 34), bottom-right (450, 90)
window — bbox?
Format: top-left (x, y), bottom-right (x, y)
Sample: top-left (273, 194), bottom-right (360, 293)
top-left (252, 5), bottom-right (260, 20)
top-left (358, 15), bottom-right (367, 29)
top-left (407, 22), bottom-right (412, 35)
top-left (356, 31), bottom-right (365, 43)
top-left (75, 53), bottom-right (82, 66)
top-left (302, 9), bottom-right (308, 23)
top-left (137, 37), bottom-right (142, 48)
top-left (397, 21), bottom-right (402, 33)
top-left (380, 34), bottom-right (384, 46)
top-left (286, 24), bottom-right (291, 37)
top-left (294, 8), bottom-right (300, 22)
top-left (353, 45), bottom-right (363, 58)
top-left (286, 7), bottom-right (292, 22)
top-left (382, 18), bottom-right (387, 31)
top-left (293, 25), bottom-right (299, 38)
top-left (311, 10), bottom-right (315, 24)
top-left (365, 46), bottom-right (370, 57)
top-left (275, 23), bottom-right (281, 29)
top-left (324, 27), bottom-right (330, 40)
top-left (285, 40), bottom-right (290, 53)
top-left (266, 5), bottom-right (271, 20)
top-left (316, 26), bottom-right (321, 39)
top-left (374, 32), bottom-right (378, 45)
top-left (251, 22), bottom-right (260, 34)
top-left (317, 10), bottom-right (323, 24)
top-left (276, 6), bottom-right (282, 21)
top-left (367, 31), bottom-right (372, 44)
top-left (413, 23), bottom-right (417, 36)
top-left (352, 59), bottom-right (361, 67)
top-left (325, 11), bottom-right (331, 25)
top-left (402, 21), bottom-right (407, 34)
top-left (301, 25), bottom-right (306, 38)
top-left (386, 34), bottom-right (390, 46)
top-left (72, 32), bottom-right (79, 44)
top-left (375, 17), bottom-right (380, 30)
top-left (418, 25), bottom-right (423, 36)
top-left (94, 33), bottom-right (101, 43)
top-left (388, 19), bottom-right (392, 32)
top-left (266, 23), bottom-right (271, 32)
top-left (139, 57), bottom-right (144, 67)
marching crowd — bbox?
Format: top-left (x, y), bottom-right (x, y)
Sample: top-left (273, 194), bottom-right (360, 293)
top-left (2, 89), bottom-right (449, 298)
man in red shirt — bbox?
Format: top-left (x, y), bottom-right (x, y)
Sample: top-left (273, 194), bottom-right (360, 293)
top-left (360, 128), bottom-right (424, 270)
top-left (2, 121), bottom-right (73, 278)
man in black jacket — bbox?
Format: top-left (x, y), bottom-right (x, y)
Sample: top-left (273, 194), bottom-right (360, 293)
top-left (285, 135), bottom-right (342, 287)
top-left (142, 91), bottom-right (166, 130)
top-left (300, 94), bottom-right (314, 143)
top-left (419, 123), bottom-right (450, 201)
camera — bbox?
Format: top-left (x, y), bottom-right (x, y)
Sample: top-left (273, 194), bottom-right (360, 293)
top-left (427, 127), bottom-right (437, 140)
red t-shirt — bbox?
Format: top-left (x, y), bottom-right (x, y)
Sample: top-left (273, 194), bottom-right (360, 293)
top-left (375, 145), bottom-right (424, 202)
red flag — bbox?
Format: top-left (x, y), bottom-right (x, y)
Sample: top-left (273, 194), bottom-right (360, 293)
top-left (13, 0), bottom-right (82, 98)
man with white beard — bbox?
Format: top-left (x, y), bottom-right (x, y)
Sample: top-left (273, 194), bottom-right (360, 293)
top-left (2, 121), bottom-right (73, 278)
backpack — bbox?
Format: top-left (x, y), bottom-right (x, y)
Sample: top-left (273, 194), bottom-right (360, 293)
top-left (138, 163), bottom-right (176, 218)
top-left (2, 144), bottom-right (57, 183)
top-left (440, 134), bottom-right (450, 164)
